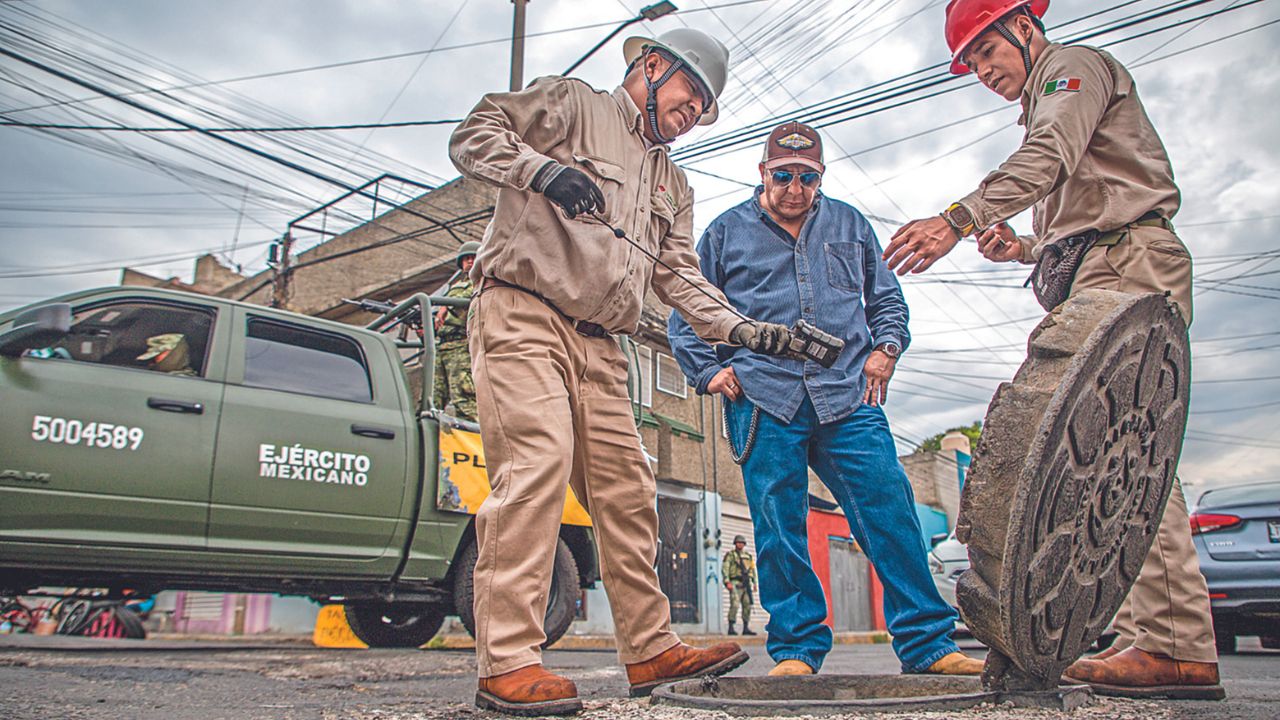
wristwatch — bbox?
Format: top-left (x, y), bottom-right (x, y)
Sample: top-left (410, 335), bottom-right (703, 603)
top-left (875, 342), bottom-right (901, 359)
top-left (941, 202), bottom-right (976, 239)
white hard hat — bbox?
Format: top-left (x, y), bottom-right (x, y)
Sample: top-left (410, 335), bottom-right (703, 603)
top-left (623, 28), bottom-right (729, 125)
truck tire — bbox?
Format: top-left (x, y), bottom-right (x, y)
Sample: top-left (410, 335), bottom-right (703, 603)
top-left (454, 536), bottom-right (579, 648)
top-left (345, 602), bottom-right (445, 648)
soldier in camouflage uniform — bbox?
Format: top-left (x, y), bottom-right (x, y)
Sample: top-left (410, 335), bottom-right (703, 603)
top-left (433, 242), bottom-right (479, 421)
top-left (722, 535), bottom-right (757, 636)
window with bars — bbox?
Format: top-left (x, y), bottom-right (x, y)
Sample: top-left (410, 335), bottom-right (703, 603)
top-left (655, 352), bottom-right (688, 398)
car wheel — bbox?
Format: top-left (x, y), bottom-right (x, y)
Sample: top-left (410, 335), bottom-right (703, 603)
top-left (454, 536), bottom-right (579, 648)
top-left (344, 602), bottom-right (445, 648)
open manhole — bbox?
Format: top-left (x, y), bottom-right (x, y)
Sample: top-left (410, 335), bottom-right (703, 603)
top-left (652, 675), bottom-right (997, 716)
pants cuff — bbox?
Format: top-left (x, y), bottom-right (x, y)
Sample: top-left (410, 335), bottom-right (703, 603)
top-left (772, 651), bottom-right (822, 672)
top-left (479, 654), bottom-right (544, 679)
top-left (620, 633), bottom-right (682, 666)
top-left (1133, 640), bottom-right (1219, 665)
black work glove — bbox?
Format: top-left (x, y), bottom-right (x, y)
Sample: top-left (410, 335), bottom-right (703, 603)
top-left (731, 321), bottom-right (797, 358)
top-left (534, 163), bottom-right (605, 219)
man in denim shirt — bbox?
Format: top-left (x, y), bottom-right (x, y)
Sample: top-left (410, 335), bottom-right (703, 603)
top-left (669, 122), bottom-right (979, 677)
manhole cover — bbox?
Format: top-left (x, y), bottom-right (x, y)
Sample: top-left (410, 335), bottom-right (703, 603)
top-left (957, 290), bottom-right (1190, 687)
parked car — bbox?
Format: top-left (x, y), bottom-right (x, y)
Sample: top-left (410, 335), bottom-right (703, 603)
top-left (928, 532), bottom-right (967, 613)
top-left (0, 287), bottom-right (599, 647)
top-left (1191, 481), bottom-right (1280, 654)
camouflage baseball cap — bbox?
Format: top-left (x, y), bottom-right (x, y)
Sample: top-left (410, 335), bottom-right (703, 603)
top-left (137, 333), bottom-right (186, 361)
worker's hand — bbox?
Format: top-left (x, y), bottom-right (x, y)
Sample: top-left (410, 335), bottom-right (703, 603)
top-left (731, 321), bottom-right (797, 358)
top-left (862, 348), bottom-right (897, 407)
top-left (976, 222), bottom-right (1023, 263)
top-left (883, 216), bottom-right (960, 275)
top-left (433, 306), bottom-right (447, 331)
top-left (707, 366), bottom-right (743, 402)
top-left (540, 166), bottom-right (605, 219)
top-left (724, 581), bottom-right (732, 591)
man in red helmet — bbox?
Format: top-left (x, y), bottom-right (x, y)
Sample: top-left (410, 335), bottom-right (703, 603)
top-left (882, 0), bottom-right (1221, 702)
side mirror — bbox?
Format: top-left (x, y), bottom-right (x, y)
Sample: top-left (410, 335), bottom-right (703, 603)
top-left (929, 532), bottom-right (949, 548)
top-left (0, 303), bottom-right (71, 357)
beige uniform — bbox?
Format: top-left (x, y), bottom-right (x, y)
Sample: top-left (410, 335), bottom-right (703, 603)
top-left (958, 44), bottom-right (1213, 663)
top-left (449, 76), bottom-right (741, 678)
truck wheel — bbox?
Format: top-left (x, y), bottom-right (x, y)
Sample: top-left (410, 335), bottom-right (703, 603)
top-left (345, 602), bottom-right (445, 648)
top-left (454, 536), bottom-right (579, 648)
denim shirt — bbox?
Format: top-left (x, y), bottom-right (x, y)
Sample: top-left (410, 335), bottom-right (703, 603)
top-left (667, 189), bottom-right (910, 425)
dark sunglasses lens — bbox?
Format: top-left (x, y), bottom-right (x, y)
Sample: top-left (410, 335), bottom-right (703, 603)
top-left (772, 171), bottom-right (821, 186)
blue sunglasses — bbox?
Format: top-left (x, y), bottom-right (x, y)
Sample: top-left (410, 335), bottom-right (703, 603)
top-left (771, 170), bottom-right (822, 187)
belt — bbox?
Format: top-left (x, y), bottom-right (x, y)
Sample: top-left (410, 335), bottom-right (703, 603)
top-left (1095, 210), bottom-right (1175, 247)
top-left (479, 277), bottom-right (611, 339)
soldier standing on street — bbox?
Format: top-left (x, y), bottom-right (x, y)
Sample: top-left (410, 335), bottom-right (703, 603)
top-left (450, 28), bottom-right (801, 716)
top-left (722, 535), bottom-right (757, 636)
top-left (882, 0), bottom-right (1221, 700)
top-left (433, 242), bottom-right (479, 421)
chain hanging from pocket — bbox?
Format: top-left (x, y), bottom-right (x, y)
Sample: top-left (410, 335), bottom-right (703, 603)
top-left (721, 399), bottom-right (759, 465)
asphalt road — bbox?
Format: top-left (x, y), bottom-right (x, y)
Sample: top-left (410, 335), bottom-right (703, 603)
top-left (1, 635), bottom-right (1276, 720)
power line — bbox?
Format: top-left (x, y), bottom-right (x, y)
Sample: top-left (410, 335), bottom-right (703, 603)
top-left (0, 118), bottom-right (464, 132)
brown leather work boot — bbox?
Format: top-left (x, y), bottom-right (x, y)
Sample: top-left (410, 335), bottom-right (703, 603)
top-left (625, 642), bottom-right (749, 697)
top-left (1063, 640), bottom-right (1128, 678)
top-left (475, 665), bottom-right (583, 716)
top-left (922, 651), bottom-right (984, 676)
top-left (1063, 646), bottom-right (1225, 700)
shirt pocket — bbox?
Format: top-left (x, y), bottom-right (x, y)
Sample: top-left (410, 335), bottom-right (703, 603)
top-left (824, 242), bottom-right (863, 294)
top-left (572, 154), bottom-right (626, 224)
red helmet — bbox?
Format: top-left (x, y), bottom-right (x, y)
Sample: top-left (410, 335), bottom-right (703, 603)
top-left (945, 0), bottom-right (1048, 75)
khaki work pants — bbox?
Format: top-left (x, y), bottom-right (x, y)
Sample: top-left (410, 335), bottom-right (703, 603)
top-left (1071, 226), bottom-right (1217, 663)
top-left (468, 286), bottom-right (680, 678)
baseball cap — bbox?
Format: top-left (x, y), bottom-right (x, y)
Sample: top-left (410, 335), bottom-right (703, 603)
top-left (762, 121), bottom-right (824, 172)
top-left (137, 333), bottom-right (186, 361)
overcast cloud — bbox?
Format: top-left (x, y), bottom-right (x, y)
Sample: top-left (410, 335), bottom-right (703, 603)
top-left (2, 0), bottom-right (1278, 501)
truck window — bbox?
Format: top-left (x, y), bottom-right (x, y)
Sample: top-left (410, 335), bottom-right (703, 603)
top-left (38, 300), bottom-right (213, 377)
top-left (243, 317), bottom-right (372, 402)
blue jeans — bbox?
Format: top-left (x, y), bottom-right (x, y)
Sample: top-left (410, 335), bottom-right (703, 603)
top-left (726, 395), bottom-right (959, 672)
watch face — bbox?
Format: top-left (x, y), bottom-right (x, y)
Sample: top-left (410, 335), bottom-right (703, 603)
top-left (947, 204), bottom-right (974, 228)
top-left (880, 343), bottom-right (900, 358)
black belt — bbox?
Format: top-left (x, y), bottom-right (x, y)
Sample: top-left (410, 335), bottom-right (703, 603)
top-left (479, 277), bottom-right (611, 339)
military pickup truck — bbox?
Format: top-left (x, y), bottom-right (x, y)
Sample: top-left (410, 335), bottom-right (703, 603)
top-left (0, 286), bottom-right (598, 647)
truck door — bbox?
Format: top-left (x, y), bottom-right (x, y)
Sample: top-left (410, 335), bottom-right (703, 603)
top-left (207, 310), bottom-right (411, 575)
top-left (0, 296), bottom-right (225, 557)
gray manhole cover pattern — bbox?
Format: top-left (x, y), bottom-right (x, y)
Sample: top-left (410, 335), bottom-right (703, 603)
top-left (956, 290), bottom-right (1190, 686)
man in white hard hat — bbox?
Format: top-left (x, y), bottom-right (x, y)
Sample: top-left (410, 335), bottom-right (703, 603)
top-left (450, 28), bottom-right (797, 716)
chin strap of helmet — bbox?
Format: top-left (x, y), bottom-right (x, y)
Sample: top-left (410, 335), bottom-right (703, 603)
top-left (991, 8), bottom-right (1034, 78)
top-left (640, 48), bottom-right (687, 145)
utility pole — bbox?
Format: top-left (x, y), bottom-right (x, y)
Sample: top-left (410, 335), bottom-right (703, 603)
top-left (271, 231), bottom-right (294, 309)
top-left (510, 0), bottom-right (529, 91)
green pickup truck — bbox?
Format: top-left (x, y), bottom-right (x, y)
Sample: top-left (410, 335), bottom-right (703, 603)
top-left (0, 286), bottom-right (597, 647)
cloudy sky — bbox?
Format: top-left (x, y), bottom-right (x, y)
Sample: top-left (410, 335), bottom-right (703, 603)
top-left (2, 0), bottom-right (1277, 501)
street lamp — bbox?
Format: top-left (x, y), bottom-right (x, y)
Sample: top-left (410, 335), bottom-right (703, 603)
top-left (563, 1), bottom-right (678, 76)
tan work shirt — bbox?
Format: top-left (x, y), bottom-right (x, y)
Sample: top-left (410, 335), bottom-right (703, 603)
top-left (449, 76), bottom-right (740, 340)
top-left (957, 44), bottom-right (1180, 260)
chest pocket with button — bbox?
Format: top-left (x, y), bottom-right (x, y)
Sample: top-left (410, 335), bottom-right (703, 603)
top-left (572, 154), bottom-right (626, 225)
top-left (824, 242), bottom-right (863, 294)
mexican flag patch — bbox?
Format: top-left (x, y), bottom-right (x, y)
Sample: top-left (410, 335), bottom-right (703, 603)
top-left (1043, 77), bottom-right (1082, 95)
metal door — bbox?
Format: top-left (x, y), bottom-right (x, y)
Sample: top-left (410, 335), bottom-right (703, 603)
top-left (657, 496), bottom-right (699, 623)
top-left (828, 536), bottom-right (872, 631)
